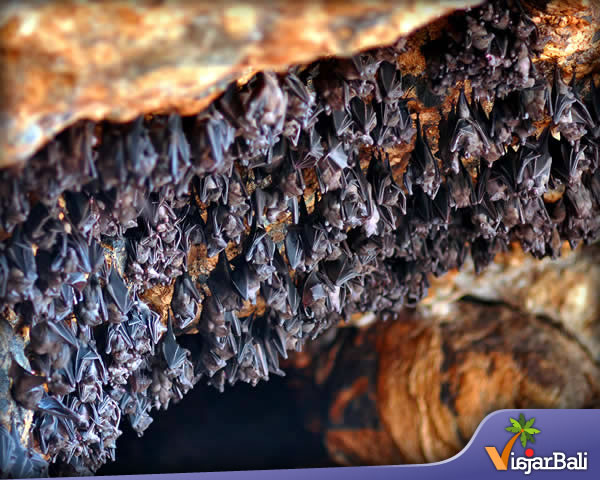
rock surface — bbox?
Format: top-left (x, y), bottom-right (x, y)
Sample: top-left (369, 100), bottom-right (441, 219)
top-left (318, 301), bottom-right (600, 466)
top-left (0, 0), bottom-right (480, 167)
top-left (346, 244), bottom-right (600, 362)
top-left (422, 244), bottom-right (600, 359)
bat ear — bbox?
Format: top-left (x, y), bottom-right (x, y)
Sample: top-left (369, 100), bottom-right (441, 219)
top-left (457, 89), bottom-right (471, 117)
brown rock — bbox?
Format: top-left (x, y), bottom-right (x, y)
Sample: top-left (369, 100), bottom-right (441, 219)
top-left (318, 304), bottom-right (600, 466)
top-left (0, 317), bottom-right (35, 442)
top-left (0, 0), bottom-right (480, 167)
top-left (532, 0), bottom-right (600, 77)
top-left (377, 305), bottom-right (600, 463)
top-left (422, 244), bottom-right (600, 359)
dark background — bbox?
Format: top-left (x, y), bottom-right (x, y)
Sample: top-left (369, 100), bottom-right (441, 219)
top-left (98, 374), bottom-right (333, 475)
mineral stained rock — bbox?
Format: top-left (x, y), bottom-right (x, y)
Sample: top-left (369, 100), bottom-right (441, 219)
top-left (0, 0), bottom-right (480, 167)
top-left (0, 0), bottom-right (600, 476)
top-left (317, 303), bottom-right (600, 466)
top-left (534, 0), bottom-right (600, 76)
top-left (422, 244), bottom-right (600, 359)
top-left (0, 318), bottom-right (47, 478)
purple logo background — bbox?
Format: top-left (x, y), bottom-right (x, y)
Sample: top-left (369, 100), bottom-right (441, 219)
top-left (73, 410), bottom-right (600, 480)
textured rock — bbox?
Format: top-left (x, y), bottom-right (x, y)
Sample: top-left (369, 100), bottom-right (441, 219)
top-left (0, 0), bottom-right (480, 167)
top-left (533, 0), bottom-right (600, 77)
top-left (316, 302), bottom-right (600, 466)
top-left (377, 304), bottom-right (600, 463)
top-left (345, 244), bottom-right (600, 357)
top-left (0, 317), bottom-right (35, 452)
top-left (422, 244), bottom-right (600, 359)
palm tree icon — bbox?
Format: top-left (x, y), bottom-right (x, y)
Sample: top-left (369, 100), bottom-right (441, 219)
top-left (505, 413), bottom-right (541, 449)
top-left (485, 413), bottom-right (541, 470)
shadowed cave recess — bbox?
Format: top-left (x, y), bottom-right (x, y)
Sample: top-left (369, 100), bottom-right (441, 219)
top-left (1, 0), bottom-right (600, 476)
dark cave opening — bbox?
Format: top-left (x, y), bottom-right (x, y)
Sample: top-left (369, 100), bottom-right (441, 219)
top-left (97, 374), bottom-right (332, 475)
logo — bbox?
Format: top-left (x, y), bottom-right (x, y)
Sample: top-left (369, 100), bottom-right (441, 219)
top-left (485, 413), bottom-right (588, 474)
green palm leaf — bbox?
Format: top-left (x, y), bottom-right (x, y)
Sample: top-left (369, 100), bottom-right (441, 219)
top-left (524, 428), bottom-right (540, 434)
top-left (521, 432), bottom-right (527, 448)
top-left (524, 418), bottom-right (536, 429)
top-left (519, 413), bottom-right (527, 428)
top-left (510, 418), bottom-right (522, 430)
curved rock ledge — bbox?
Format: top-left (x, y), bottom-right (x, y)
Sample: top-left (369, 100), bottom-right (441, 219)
top-left (0, 0), bottom-right (480, 167)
